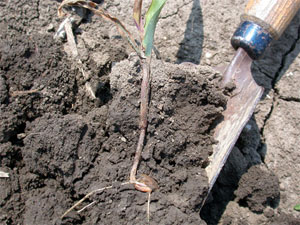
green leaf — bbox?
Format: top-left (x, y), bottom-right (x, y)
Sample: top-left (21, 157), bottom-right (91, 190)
top-left (142, 0), bottom-right (167, 56)
top-left (294, 204), bottom-right (300, 211)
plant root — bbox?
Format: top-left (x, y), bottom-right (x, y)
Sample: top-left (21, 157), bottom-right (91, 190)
top-left (61, 182), bottom-right (129, 219)
top-left (147, 192), bottom-right (151, 223)
top-left (10, 89), bottom-right (40, 97)
top-left (77, 201), bottom-right (96, 213)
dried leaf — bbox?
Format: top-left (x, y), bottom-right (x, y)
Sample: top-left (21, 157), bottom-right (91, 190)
top-left (133, 0), bottom-right (143, 31)
top-left (58, 0), bottom-right (97, 17)
top-left (58, 0), bottom-right (142, 57)
top-left (64, 18), bottom-right (78, 58)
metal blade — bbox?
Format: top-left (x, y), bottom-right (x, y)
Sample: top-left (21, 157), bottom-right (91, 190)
top-left (206, 48), bottom-right (264, 192)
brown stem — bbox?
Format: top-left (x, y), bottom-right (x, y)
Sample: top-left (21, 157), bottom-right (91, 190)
top-left (130, 57), bottom-right (151, 182)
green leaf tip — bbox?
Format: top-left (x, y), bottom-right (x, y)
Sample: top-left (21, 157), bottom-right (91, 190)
top-left (294, 204), bottom-right (300, 211)
top-left (142, 0), bottom-right (167, 57)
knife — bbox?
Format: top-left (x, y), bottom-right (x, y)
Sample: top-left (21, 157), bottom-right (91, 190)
top-left (205, 0), bottom-right (300, 198)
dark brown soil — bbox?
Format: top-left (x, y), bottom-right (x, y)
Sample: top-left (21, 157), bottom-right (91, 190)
top-left (2, 1), bottom-right (300, 225)
top-left (0, 1), bottom-right (227, 224)
top-left (234, 165), bottom-right (280, 213)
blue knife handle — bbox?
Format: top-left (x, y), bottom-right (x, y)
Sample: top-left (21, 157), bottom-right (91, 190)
top-left (231, 21), bottom-right (273, 60)
top-left (231, 0), bottom-right (300, 60)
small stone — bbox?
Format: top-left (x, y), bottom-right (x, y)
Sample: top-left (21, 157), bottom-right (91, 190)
top-left (205, 52), bottom-right (213, 59)
top-left (279, 182), bottom-right (285, 191)
top-left (0, 171), bottom-right (9, 178)
top-left (120, 136), bottom-right (127, 142)
top-left (17, 133), bottom-right (26, 139)
top-left (263, 207), bottom-right (274, 218)
top-left (47, 23), bottom-right (54, 32)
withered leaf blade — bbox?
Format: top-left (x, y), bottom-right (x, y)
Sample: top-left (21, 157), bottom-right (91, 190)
top-left (58, 0), bottom-right (142, 57)
top-left (133, 0), bottom-right (143, 31)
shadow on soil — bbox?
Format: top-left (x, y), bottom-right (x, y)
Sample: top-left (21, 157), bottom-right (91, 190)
top-left (176, 0), bottom-right (203, 64)
top-left (200, 10), bottom-right (300, 225)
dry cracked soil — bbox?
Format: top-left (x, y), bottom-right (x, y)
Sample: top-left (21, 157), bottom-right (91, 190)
top-left (1, 0), bottom-right (300, 225)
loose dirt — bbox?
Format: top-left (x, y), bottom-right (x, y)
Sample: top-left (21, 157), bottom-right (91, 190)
top-left (0, 1), bottom-right (227, 224)
top-left (1, 0), bottom-right (300, 225)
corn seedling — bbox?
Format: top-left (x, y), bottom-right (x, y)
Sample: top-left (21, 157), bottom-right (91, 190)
top-left (57, 0), bottom-right (166, 222)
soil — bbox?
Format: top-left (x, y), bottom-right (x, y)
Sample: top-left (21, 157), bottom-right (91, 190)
top-left (1, 1), bottom-right (226, 224)
top-left (1, 0), bottom-right (300, 225)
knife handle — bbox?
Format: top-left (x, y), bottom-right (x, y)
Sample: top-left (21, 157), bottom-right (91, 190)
top-left (243, 0), bottom-right (300, 39)
top-left (231, 0), bottom-right (300, 59)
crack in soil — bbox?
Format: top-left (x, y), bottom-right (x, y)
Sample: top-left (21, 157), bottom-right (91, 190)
top-left (37, 0), bottom-right (41, 20)
top-left (160, 0), bottom-right (193, 19)
top-left (260, 25), bottom-right (300, 135)
top-left (273, 29), bottom-right (300, 88)
top-left (278, 95), bottom-right (300, 102)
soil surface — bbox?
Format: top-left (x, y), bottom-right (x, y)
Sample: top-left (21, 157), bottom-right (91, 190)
top-left (1, 0), bottom-right (300, 225)
top-left (0, 1), bottom-right (227, 224)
